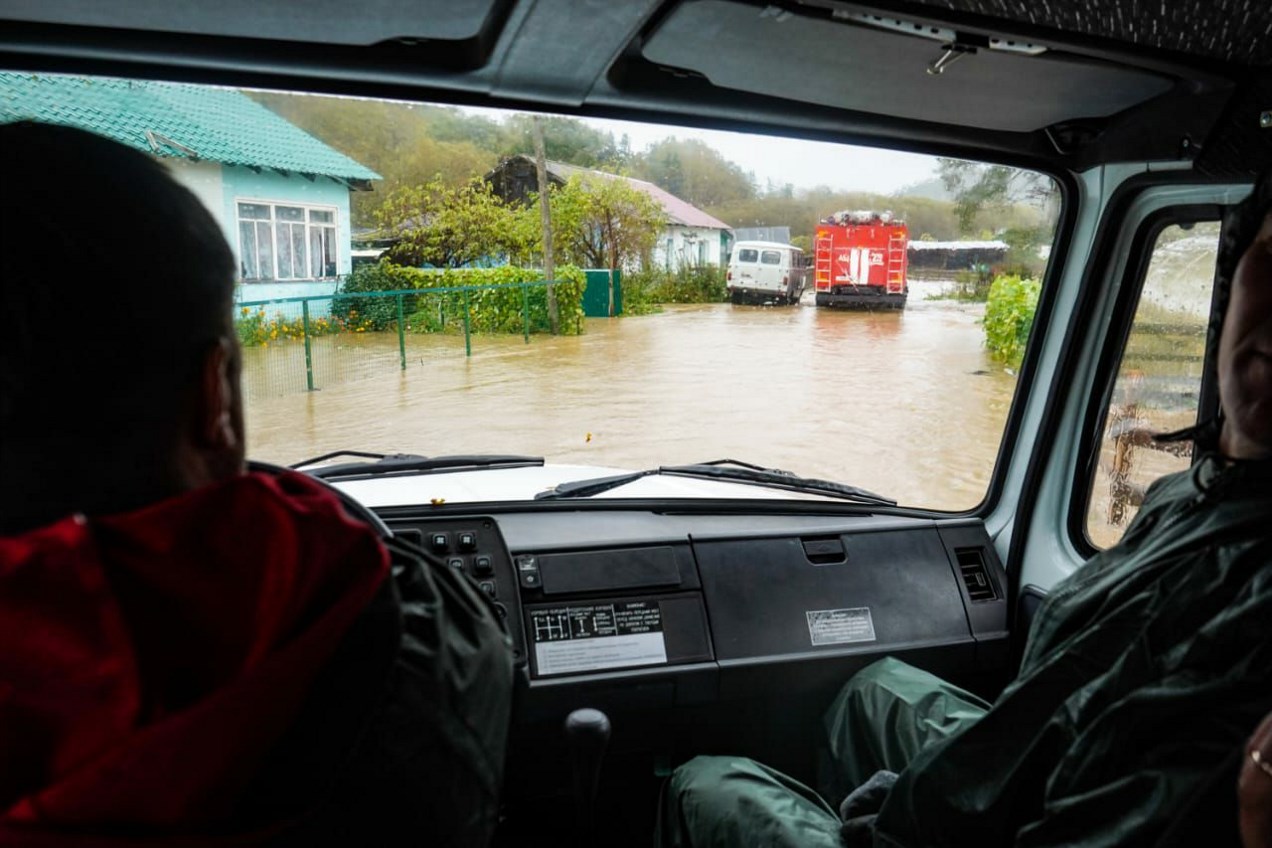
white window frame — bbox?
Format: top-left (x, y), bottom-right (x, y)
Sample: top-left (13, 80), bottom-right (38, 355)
top-left (236, 198), bottom-right (340, 282)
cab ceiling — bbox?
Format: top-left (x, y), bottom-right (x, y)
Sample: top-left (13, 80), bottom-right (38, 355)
top-left (0, 0), bottom-right (1261, 173)
top-left (809, 0), bottom-right (1272, 67)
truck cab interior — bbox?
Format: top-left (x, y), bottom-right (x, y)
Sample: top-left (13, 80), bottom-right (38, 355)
top-left (1, 0), bottom-right (1268, 843)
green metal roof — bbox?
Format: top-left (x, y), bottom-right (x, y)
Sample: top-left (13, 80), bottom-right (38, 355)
top-left (0, 73), bottom-right (380, 184)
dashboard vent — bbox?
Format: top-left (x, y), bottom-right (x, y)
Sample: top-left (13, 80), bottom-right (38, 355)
top-left (955, 548), bottom-right (997, 602)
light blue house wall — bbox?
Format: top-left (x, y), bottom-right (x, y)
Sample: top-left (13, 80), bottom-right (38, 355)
top-left (222, 165), bottom-right (358, 318)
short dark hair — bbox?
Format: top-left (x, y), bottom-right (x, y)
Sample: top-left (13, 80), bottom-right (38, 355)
top-left (0, 121), bottom-right (236, 438)
top-left (1214, 170), bottom-right (1272, 352)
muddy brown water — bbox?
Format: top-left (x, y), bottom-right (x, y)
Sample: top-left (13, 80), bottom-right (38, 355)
top-left (244, 281), bottom-right (1019, 511)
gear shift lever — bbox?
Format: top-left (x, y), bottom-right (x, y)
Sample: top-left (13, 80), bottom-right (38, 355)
top-left (564, 707), bottom-right (611, 845)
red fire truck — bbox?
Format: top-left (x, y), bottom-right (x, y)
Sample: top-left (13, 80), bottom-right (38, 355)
top-left (813, 210), bottom-right (908, 309)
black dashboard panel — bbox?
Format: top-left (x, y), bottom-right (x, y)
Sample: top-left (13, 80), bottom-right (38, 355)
top-left (380, 507), bottom-right (1010, 840)
top-left (695, 529), bottom-right (971, 660)
top-left (379, 509), bottom-right (1009, 709)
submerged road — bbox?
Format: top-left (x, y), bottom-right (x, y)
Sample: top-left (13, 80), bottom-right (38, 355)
top-left (245, 282), bottom-right (1017, 512)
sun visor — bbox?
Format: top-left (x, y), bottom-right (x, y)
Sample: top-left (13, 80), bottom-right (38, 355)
top-left (641, 0), bottom-right (1175, 133)
top-left (0, 0), bottom-right (504, 47)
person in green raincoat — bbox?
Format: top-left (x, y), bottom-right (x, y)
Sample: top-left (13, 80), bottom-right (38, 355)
top-left (657, 173), bottom-right (1272, 847)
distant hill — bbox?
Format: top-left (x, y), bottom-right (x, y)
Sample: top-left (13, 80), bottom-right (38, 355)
top-left (893, 177), bottom-right (951, 202)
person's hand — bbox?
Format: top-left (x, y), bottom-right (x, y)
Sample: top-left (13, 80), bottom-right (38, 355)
top-left (839, 770), bottom-right (898, 847)
top-left (1239, 712), bottom-right (1272, 847)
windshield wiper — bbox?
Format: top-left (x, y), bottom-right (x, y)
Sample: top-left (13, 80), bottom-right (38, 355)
top-left (296, 453), bottom-right (544, 481)
top-left (290, 450), bottom-right (392, 468)
top-left (535, 458), bottom-right (895, 505)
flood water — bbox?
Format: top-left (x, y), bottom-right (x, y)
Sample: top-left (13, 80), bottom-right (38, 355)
top-left (244, 281), bottom-right (1018, 511)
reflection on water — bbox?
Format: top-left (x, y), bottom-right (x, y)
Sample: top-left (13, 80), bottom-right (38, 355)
top-left (244, 282), bottom-right (1018, 511)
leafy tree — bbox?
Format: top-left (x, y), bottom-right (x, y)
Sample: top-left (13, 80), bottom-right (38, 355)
top-left (538, 174), bottom-right (665, 270)
top-left (496, 115), bottom-right (621, 167)
top-left (1000, 225), bottom-right (1049, 277)
top-left (632, 138), bottom-right (755, 207)
top-left (645, 146), bottom-right (686, 198)
top-left (423, 106), bottom-right (503, 150)
top-left (376, 178), bottom-right (529, 268)
top-left (937, 158), bottom-right (1054, 235)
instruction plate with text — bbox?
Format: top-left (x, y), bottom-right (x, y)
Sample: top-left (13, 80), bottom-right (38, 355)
top-left (806, 607), bottom-right (876, 646)
top-left (530, 601), bottom-right (667, 676)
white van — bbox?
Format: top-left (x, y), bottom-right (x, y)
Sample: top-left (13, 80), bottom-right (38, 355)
top-left (726, 241), bottom-right (808, 305)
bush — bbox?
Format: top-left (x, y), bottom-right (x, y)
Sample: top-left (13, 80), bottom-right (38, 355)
top-left (623, 265), bottom-right (727, 312)
top-left (332, 262), bottom-right (425, 330)
top-left (620, 271), bottom-right (664, 316)
top-left (983, 273), bottom-right (1041, 368)
top-left (234, 305), bottom-right (370, 347)
top-left (335, 262), bottom-right (588, 336)
top-left (422, 265), bottom-right (586, 335)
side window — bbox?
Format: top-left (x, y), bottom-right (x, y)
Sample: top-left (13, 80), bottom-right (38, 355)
top-left (1084, 221), bottom-right (1220, 548)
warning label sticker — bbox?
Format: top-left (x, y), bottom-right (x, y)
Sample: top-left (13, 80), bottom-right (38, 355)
top-left (530, 601), bottom-right (667, 676)
top-left (806, 607), bottom-right (876, 646)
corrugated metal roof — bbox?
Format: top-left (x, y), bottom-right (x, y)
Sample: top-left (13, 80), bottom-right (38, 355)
top-left (908, 240), bottom-right (1008, 251)
top-left (0, 73), bottom-right (380, 183)
top-left (538, 157), bottom-right (731, 230)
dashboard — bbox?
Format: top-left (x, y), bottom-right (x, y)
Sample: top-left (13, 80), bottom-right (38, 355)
top-left (378, 506), bottom-right (1009, 733)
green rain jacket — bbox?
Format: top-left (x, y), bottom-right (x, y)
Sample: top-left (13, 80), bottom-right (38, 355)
top-left (874, 454), bottom-right (1272, 847)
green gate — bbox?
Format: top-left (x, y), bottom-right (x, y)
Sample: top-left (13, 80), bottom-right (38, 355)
top-left (582, 268), bottom-right (623, 317)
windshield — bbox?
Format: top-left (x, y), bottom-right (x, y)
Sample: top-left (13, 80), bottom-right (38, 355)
top-left (3, 73), bottom-right (1061, 510)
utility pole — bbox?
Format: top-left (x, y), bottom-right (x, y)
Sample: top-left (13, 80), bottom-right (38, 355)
top-left (532, 115), bottom-right (559, 334)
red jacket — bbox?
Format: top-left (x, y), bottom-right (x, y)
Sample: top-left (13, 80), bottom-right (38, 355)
top-left (0, 472), bottom-right (388, 841)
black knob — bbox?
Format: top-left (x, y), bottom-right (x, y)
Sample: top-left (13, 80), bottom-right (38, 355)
top-left (564, 708), bottom-right (611, 847)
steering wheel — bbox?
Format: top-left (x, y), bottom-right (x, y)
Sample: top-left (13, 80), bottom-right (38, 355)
top-left (248, 459), bottom-right (393, 539)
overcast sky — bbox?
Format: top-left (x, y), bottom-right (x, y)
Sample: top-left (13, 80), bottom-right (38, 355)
top-left (460, 107), bottom-right (939, 195)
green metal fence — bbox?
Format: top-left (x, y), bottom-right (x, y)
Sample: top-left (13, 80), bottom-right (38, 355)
top-left (237, 279), bottom-right (565, 398)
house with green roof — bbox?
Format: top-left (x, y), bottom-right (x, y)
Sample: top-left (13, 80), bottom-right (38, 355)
top-left (0, 73), bottom-right (380, 307)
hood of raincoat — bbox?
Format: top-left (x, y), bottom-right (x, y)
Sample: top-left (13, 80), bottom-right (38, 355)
top-left (0, 471), bottom-right (388, 843)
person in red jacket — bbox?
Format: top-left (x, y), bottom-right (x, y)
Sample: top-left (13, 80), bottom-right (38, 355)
top-left (0, 121), bottom-right (513, 846)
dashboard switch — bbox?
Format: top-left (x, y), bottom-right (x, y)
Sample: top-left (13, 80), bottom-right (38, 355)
top-left (457, 531), bottom-right (478, 551)
top-left (446, 556), bottom-right (466, 573)
top-left (430, 532), bottom-right (450, 553)
top-left (473, 554), bottom-right (494, 576)
top-left (478, 580), bottom-right (496, 598)
top-left (515, 555), bottom-right (541, 589)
